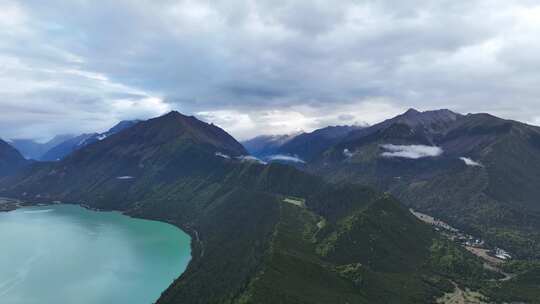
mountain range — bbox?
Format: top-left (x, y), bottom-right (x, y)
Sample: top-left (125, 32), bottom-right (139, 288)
top-left (0, 109), bottom-right (539, 303)
top-left (242, 125), bottom-right (362, 163)
top-left (9, 134), bottom-right (75, 160)
top-left (11, 120), bottom-right (140, 161)
top-left (303, 109), bottom-right (540, 260)
top-left (245, 108), bottom-right (540, 260)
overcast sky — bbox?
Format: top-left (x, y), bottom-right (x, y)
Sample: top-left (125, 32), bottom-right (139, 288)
top-left (1, 0), bottom-right (540, 141)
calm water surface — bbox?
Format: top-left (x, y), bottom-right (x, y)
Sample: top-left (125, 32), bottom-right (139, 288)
top-left (0, 204), bottom-right (191, 304)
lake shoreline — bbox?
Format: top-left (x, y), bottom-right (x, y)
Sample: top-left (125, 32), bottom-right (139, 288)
top-left (0, 196), bottom-right (199, 301)
top-left (0, 197), bottom-right (25, 212)
top-left (0, 203), bottom-right (192, 304)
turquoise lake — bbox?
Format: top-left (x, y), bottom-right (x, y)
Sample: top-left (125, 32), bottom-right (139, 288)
top-left (0, 204), bottom-right (191, 304)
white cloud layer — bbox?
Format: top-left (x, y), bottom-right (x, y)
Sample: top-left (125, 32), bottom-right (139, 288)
top-left (2, 1), bottom-right (540, 140)
top-left (381, 144), bottom-right (443, 159)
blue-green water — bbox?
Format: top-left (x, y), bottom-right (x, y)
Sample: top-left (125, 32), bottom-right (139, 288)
top-left (0, 204), bottom-right (191, 304)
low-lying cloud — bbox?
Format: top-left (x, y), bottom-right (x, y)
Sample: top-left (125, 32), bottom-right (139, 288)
top-left (215, 152), bottom-right (231, 159)
top-left (266, 154), bottom-right (306, 163)
top-left (460, 157), bottom-right (483, 167)
top-left (236, 155), bottom-right (267, 165)
top-left (343, 149), bottom-right (354, 158)
top-left (381, 144), bottom-right (443, 159)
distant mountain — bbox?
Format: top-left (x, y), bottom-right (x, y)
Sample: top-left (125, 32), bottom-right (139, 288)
top-left (242, 134), bottom-right (296, 158)
top-left (276, 125), bottom-right (362, 162)
top-left (343, 108), bottom-right (461, 143)
top-left (0, 139), bottom-right (28, 176)
top-left (9, 134), bottom-right (74, 160)
top-left (311, 108), bottom-right (540, 259)
top-left (40, 120), bottom-right (141, 161)
top-left (40, 133), bottom-right (98, 161)
top-left (243, 125), bottom-right (362, 163)
top-left (0, 110), bottom-right (501, 303)
top-left (5, 111), bottom-right (248, 204)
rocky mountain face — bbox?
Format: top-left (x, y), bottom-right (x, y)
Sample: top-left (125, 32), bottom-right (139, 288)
top-left (0, 111), bottom-right (496, 304)
top-left (310, 109), bottom-right (540, 259)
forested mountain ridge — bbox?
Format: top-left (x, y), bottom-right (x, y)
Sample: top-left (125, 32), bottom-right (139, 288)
top-left (0, 111), bottom-right (512, 303)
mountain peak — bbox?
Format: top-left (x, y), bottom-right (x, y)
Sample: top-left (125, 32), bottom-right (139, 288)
top-left (395, 108), bottom-right (461, 131)
top-left (404, 108), bottom-right (421, 115)
top-left (161, 110), bottom-right (191, 120)
top-left (120, 111), bottom-right (247, 156)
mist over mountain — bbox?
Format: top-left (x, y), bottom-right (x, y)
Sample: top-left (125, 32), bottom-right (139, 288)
top-left (9, 135), bottom-right (75, 160)
top-left (242, 134), bottom-right (297, 158)
top-left (243, 125), bottom-right (362, 163)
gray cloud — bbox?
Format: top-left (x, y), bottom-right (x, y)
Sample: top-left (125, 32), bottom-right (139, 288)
top-left (1, 0), bottom-right (540, 140)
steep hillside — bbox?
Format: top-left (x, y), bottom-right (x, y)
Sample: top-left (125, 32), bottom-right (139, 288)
top-left (0, 139), bottom-right (28, 176)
